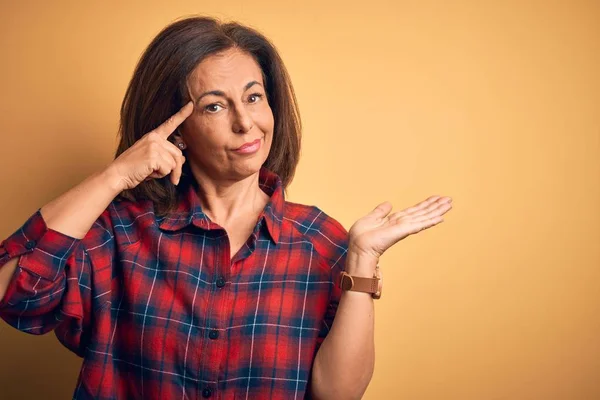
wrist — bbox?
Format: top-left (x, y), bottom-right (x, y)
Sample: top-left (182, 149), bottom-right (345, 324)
top-left (99, 165), bottom-right (126, 196)
top-left (345, 248), bottom-right (379, 277)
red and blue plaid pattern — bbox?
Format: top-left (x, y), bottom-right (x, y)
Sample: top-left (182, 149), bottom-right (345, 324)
top-left (0, 168), bottom-right (348, 399)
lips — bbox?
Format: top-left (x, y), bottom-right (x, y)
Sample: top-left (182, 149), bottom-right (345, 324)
top-left (234, 139), bottom-right (261, 151)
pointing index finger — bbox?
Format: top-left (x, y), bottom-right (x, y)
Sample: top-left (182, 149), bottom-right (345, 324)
top-left (156, 101), bottom-right (194, 139)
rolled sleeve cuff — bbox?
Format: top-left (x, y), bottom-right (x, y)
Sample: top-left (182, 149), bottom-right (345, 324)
top-left (0, 210), bottom-right (80, 281)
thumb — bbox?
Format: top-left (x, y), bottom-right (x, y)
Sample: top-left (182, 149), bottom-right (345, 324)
top-left (369, 201), bottom-right (393, 220)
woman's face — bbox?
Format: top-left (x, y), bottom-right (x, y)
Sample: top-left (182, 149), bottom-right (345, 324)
top-left (180, 48), bottom-right (274, 183)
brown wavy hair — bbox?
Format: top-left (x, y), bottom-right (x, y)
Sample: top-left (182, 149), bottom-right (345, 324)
top-left (115, 16), bottom-right (301, 216)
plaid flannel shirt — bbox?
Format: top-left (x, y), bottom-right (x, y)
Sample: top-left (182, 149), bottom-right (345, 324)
top-left (0, 168), bottom-right (348, 399)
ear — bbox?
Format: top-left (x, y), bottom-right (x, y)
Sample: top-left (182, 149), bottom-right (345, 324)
top-left (170, 129), bottom-right (185, 145)
top-left (172, 129), bottom-right (187, 150)
top-left (172, 128), bottom-right (183, 141)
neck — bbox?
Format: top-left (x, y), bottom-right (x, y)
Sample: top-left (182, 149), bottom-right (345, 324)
top-left (191, 169), bottom-right (268, 226)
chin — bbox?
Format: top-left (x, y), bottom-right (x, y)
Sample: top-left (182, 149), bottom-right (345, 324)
top-left (226, 141), bottom-right (271, 181)
top-left (231, 157), bottom-right (267, 181)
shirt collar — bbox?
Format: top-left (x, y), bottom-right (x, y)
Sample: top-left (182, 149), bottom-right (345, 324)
top-left (157, 167), bottom-right (283, 244)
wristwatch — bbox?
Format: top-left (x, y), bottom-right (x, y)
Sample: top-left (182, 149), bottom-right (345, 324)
top-left (339, 264), bottom-right (382, 299)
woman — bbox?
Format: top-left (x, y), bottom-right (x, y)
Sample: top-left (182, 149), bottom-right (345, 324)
top-left (0, 16), bottom-right (451, 399)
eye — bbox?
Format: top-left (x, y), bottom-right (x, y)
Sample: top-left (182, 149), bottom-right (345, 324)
top-left (248, 93), bottom-right (263, 103)
top-left (205, 103), bottom-right (223, 113)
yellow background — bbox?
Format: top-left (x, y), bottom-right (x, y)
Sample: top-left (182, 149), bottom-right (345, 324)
top-left (1, 1), bottom-right (599, 399)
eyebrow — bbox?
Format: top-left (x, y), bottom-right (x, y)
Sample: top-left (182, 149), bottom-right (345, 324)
top-left (195, 81), bottom-right (262, 104)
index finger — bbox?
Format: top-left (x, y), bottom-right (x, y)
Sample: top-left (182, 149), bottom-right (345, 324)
top-left (155, 101), bottom-right (194, 139)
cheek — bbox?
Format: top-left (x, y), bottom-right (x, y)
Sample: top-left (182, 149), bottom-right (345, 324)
top-left (256, 106), bottom-right (275, 134)
top-left (184, 118), bottom-right (224, 148)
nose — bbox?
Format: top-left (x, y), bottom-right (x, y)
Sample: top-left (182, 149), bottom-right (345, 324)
top-left (232, 104), bottom-right (254, 134)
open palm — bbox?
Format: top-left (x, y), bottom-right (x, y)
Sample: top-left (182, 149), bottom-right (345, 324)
top-left (348, 196), bottom-right (453, 259)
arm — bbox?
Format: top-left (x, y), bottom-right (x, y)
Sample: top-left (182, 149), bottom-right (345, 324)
top-left (0, 169), bottom-right (122, 343)
top-left (0, 101), bottom-right (192, 303)
top-left (0, 168), bottom-right (121, 303)
top-left (309, 251), bottom-right (376, 400)
top-left (0, 103), bottom-right (191, 340)
top-left (310, 197), bottom-right (452, 399)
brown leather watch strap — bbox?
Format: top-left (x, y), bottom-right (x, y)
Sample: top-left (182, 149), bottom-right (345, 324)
top-left (339, 270), bottom-right (382, 300)
top-left (340, 273), bottom-right (379, 293)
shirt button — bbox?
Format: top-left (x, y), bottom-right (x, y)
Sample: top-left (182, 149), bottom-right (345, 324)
top-left (25, 240), bottom-right (36, 250)
top-left (202, 388), bottom-right (212, 398)
top-left (208, 330), bottom-right (219, 340)
top-left (216, 277), bottom-right (226, 288)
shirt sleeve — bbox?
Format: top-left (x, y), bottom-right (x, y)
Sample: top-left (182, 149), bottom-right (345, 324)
top-left (307, 207), bottom-right (349, 351)
top-left (0, 209), bottom-right (115, 355)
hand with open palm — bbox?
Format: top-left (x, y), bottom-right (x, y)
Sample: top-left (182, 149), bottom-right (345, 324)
top-left (347, 196), bottom-right (453, 271)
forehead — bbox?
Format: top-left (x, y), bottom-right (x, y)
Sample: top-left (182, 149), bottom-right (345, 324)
top-left (188, 48), bottom-right (264, 93)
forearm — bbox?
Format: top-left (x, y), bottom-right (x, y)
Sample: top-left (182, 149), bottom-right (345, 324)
top-left (0, 167), bottom-right (120, 302)
top-left (40, 167), bottom-right (122, 239)
top-left (310, 252), bottom-right (377, 399)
